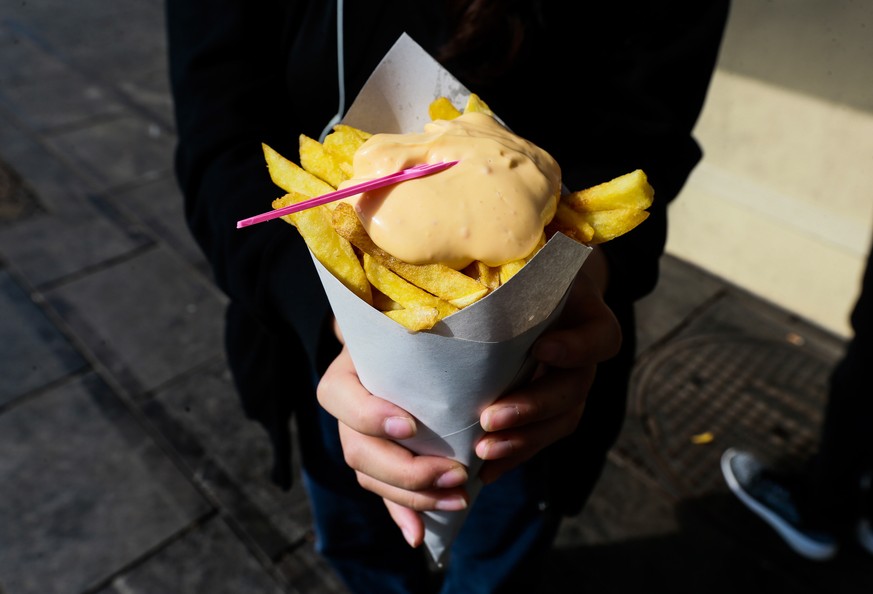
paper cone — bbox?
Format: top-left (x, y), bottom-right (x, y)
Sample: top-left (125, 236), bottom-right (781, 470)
top-left (312, 34), bottom-right (593, 565)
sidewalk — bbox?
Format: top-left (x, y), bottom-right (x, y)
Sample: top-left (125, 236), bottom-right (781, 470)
top-left (0, 2), bottom-right (870, 593)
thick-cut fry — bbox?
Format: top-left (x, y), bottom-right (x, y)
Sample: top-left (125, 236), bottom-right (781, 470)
top-left (496, 233), bottom-right (546, 285)
top-left (463, 260), bottom-right (501, 291)
top-left (429, 96), bottom-right (462, 121)
top-left (323, 124), bottom-right (371, 175)
top-left (263, 143), bottom-right (335, 197)
top-left (272, 192), bottom-right (372, 305)
top-left (547, 202), bottom-right (597, 243)
top-left (372, 288), bottom-right (403, 312)
top-left (299, 134), bottom-right (349, 188)
top-left (332, 203), bottom-right (489, 308)
top-left (364, 254), bottom-right (458, 322)
top-left (498, 259), bottom-right (526, 286)
top-left (385, 307), bottom-right (440, 332)
top-left (549, 202), bottom-right (649, 245)
top-left (464, 93), bottom-right (493, 116)
top-left (562, 169), bottom-right (654, 213)
top-left (579, 208), bottom-right (650, 245)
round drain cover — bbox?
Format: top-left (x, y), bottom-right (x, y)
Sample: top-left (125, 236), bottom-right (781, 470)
top-left (630, 334), bottom-right (831, 497)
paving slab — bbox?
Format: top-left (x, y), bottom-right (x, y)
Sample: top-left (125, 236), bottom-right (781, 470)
top-left (109, 174), bottom-right (208, 274)
top-left (45, 247), bottom-right (226, 396)
top-left (634, 255), bottom-right (727, 355)
top-left (0, 269), bottom-right (84, 406)
top-left (3, 1), bottom-right (172, 129)
top-left (0, 372), bottom-right (211, 594)
top-left (92, 517), bottom-right (286, 594)
top-left (0, 115), bottom-right (94, 217)
top-left (20, 2), bottom-right (168, 82)
top-left (0, 125), bottom-right (153, 288)
top-left (143, 358), bottom-right (313, 556)
top-left (44, 114), bottom-right (174, 194)
top-left (275, 539), bottom-right (350, 594)
top-left (0, 205), bottom-right (151, 289)
top-left (0, 23), bottom-right (68, 86)
top-left (543, 456), bottom-right (820, 594)
top-left (553, 457), bottom-right (679, 548)
top-left (0, 31), bottom-right (124, 132)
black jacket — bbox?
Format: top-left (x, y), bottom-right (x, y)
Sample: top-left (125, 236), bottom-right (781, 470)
top-left (167, 0), bottom-right (729, 496)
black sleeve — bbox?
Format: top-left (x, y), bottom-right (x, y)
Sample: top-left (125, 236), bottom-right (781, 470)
top-left (479, 1), bottom-right (731, 305)
top-left (589, 1), bottom-right (731, 305)
top-left (166, 0), bottom-right (333, 366)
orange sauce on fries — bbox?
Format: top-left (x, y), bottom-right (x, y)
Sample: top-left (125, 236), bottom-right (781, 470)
top-left (341, 112), bottom-right (560, 269)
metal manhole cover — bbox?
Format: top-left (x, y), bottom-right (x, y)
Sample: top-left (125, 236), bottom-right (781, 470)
top-left (0, 159), bottom-right (42, 223)
top-left (630, 334), bottom-right (830, 497)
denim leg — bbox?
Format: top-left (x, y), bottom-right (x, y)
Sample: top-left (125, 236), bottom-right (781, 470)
top-left (438, 460), bottom-right (562, 594)
top-left (297, 396), bottom-right (432, 594)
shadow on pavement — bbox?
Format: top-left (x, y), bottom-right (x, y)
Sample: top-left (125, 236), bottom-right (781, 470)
top-left (542, 493), bottom-right (873, 594)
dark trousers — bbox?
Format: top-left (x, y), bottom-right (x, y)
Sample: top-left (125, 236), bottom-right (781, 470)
top-left (808, 245), bottom-right (873, 531)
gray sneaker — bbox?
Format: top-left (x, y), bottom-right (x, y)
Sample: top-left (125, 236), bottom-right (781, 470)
top-left (720, 448), bottom-right (838, 561)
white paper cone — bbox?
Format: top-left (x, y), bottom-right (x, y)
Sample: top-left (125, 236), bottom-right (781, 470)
top-left (311, 34), bottom-right (594, 564)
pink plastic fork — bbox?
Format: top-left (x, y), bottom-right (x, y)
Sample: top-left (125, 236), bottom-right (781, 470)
top-left (236, 160), bottom-right (459, 229)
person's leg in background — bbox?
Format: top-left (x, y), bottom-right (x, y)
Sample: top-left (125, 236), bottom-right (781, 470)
top-left (806, 242), bottom-right (873, 546)
top-left (722, 243), bottom-right (873, 558)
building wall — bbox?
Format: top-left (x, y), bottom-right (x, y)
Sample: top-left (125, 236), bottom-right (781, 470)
top-left (666, 0), bottom-right (873, 338)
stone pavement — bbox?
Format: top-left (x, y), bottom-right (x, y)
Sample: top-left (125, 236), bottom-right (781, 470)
top-left (0, 2), bottom-right (870, 593)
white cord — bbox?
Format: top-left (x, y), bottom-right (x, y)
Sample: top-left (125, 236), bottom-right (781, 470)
top-left (319, 0), bottom-right (345, 142)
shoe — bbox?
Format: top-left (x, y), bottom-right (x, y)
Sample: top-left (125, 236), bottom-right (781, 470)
top-left (720, 448), bottom-right (838, 561)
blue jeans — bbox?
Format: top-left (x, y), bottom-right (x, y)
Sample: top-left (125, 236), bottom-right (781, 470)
top-left (297, 398), bottom-right (562, 594)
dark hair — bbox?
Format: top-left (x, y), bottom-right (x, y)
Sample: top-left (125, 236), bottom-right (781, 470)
top-left (437, 0), bottom-right (530, 84)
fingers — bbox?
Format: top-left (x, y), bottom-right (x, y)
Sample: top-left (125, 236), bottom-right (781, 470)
top-left (477, 365), bottom-right (594, 453)
top-left (473, 269), bottom-right (620, 485)
top-left (532, 277), bottom-right (621, 368)
top-left (319, 346), bottom-right (471, 527)
top-left (338, 421), bottom-right (468, 498)
top-left (384, 500), bottom-right (425, 548)
top-left (332, 316), bottom-right (345, 344)
top-left (317, 346), bottom-right (417, 440)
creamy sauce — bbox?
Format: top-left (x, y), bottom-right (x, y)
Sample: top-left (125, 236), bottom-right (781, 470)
top-left (341, 112), bottom-right (561, 269)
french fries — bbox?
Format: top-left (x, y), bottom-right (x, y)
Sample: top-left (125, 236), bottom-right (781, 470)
top-left (272, 192), bottom-right (373, 305)
top-left (299, 134), bottom-right (350, 188)
top-left (332, 203), bottom-right (489, 308)
top-left (322, 124), bottom-right (371, 176)
top-left (260, 95), bottom-right (654, 331)
top-left (547, 169), bottom-right (652, 245)
top-left (363, 254), bottom-right (459, 321)
top-left (428, 96), bottom-right (462, 121)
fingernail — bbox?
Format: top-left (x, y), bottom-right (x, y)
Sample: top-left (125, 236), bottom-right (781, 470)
top-left (384, 416), bottom-right (415, 439)
top-left (534, 339), bottom-right (564, 363)
top-left (401, 524), bottom-right (417, 547)
top-left (479, 439), bottom-right (514, 460)
top-left (435, 495), bottom-right (468, 511)
top-left (434, 467), bottom-right (467, 489)
top-left (482, 406), bottom-right (519, 432)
